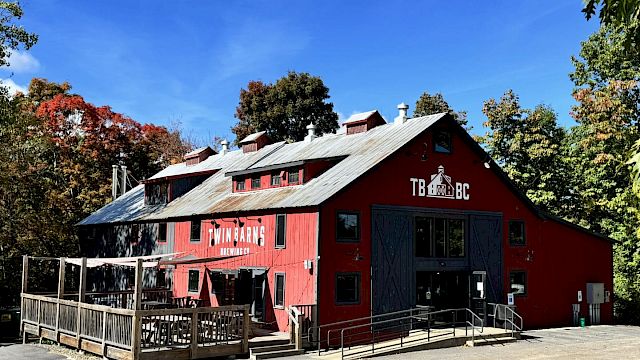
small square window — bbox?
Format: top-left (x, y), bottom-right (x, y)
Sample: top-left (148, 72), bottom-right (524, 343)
top-left (131, 224), bottom-right (140, 244)
top-left (274, 273), bottom-right (285, 307)
top-left (509, 220), bottom-right (525, 246)
top-left (275, 214), bottom-right (286, 248)
top-left (188, 269), bottom-right (200, 293)
top-left (288, 169), bottom-right (300, 184)
top-left (337, 212), bottom-right (359, 242)
top-left (190, 221), bottom-right (201, 242)
top-left (158, 223), bottom-right (167, 243)
top-left (251, 177), bottom-right (261, 189)
top-left (235, 178), bottom-right (245, 191)
top-left (509, 271), bottom-right (526, 296)
top-left (336, 273), bottom-right (360, 304)
top-left (271, 172), bottom-right (282, 186)
top-left (434, 130), bottom-right (452, 153)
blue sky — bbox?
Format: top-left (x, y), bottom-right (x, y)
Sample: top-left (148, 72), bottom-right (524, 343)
top-left (3, 0), bottom-right (599, 143)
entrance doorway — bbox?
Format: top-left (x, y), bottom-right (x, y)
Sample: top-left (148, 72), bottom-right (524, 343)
top-left (210, 268), bottom-right (266, 321)
top-left (416, 271), bottom-right (469, 310)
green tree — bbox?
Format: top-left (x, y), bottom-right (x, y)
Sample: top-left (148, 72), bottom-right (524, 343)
top-left (414, 91), bottom-right (468, 128)
top-left (570, 23), bottom-right (640, 323)
top-left (232, 71), bottom-right (339, 144)
top-left (582, 0), bottom-right (640, 45)
top-left (480, 90), bottom-right (568, 213)
top-left (0, 1), bottom-right (37, 69)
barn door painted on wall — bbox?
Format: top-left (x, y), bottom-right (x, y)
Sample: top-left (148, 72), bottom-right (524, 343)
top-left (372, 210), bottom-right (413, 315)
top-left (469, 214), bottom-right (503, 306)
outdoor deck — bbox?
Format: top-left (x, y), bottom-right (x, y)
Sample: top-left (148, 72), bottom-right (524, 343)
top-left (21, 292), bottom-right (250, 360)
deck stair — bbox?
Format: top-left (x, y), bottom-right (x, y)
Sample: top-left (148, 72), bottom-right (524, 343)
top-left (250, 343), bottom-right (304, 359)
top-left (466, 333), bottom-right (518, 347)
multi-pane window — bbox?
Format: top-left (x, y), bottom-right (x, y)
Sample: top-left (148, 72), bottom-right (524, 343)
top-left (337, 212), bottom-right (360, 242)
top-left (288, 168), bottom-right (300, 184)
top-left (235, 178), bottom-right (245, 191)
top-left (434, 130), bottom-right (452, 153)
top-left (188, 270), bottom-right (199, 292)
top-left (190, 221), bottom-right (201, 242)
top-left (275, 214), bottom-right (286, 248)
top-left (336, 273), bottom-right (360, 304)
top-left (415, 216), bottom-right (465, 258)
top-left (145, 183), bottom-right (169, 205)
top-left (509, 220), bottom-right (526, 246)
top-left (158, 223), bottom-right (167, 243)
top-left (251, 177), bottom-right (261, 189)
top-left (271, 172), bottom-right (282, 186)
top-left (509, 271), bottom-right (527, 296)
top-left (274, 273), bottom-right (285, 307)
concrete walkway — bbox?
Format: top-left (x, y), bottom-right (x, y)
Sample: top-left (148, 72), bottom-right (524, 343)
top-left (0, 344), bottom-right (67, 360)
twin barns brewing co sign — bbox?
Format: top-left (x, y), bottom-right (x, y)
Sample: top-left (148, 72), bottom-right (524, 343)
top-left (410, 165), bottom-right (470, 200)
top-left (209, 224), bottom-right (266, 256)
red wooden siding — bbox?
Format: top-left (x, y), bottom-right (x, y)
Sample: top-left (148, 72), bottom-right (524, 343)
top-left (318, 120), bottom-right (613, 329)
top-left (172, 210), bottom-right (317, 331)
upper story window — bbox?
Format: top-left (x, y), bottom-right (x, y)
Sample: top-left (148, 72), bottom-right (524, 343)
top-left (337, 212), bottom-right (360, 242)
top-left (190, 220), bottom-right (201, 242)
top-left (288, 168), bottom-right (300, 185)
top-left (509, 220), bottom-right (526, 246)
top-left (434, 130), bottom-right (452, 153)
top-left (510, 271), bottom-right (527, 296)
top-left (158, 223), bottom-right (167, 243)
top-left (415, 216), bottom-right (465, 258)
top-left (251, 177), bottom-right (261, 189)
top-left (236, 178), bottom-right (245, 191)
top-left (145, 183), bottom-right (169, 205)
top-left (275, 214), bottom-right (286, 248)
top-left (271, 171), bottom-right (282, 186)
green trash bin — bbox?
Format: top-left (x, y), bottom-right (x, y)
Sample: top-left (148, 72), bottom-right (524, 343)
top-left (579, 317), bottom-right (586, 327)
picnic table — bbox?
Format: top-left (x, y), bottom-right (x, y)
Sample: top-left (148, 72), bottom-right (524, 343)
top-left (141, 300), bottom-right (172, 310)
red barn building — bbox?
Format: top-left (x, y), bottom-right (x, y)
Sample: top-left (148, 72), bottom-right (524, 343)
top-left (79, 107), bottom-right (613, 332)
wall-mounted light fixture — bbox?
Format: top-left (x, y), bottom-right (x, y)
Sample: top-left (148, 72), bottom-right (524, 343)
top-left (421, 142), bottom-right (429, 161)
top-left (210, 220), bottom-right (220, 229)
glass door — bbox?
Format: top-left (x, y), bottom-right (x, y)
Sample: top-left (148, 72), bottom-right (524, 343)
top-left (470, 271), bottom-right (487, 325)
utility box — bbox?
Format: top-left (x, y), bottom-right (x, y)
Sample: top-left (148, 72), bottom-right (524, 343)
top-left (586, 283), bottom-right (604, 304)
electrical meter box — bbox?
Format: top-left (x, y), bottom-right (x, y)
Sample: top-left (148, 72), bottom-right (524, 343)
top-left (586, 283), bottom-right (604, 304)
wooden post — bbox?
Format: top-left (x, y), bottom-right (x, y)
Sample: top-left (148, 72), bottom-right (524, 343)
top-left (76, 258), bottom-right (86, 345)
top-left (55, 257), bottom-right (66, 340)
top-left (133, 259), bottom-right (143, 310)
top-left (296, 313), bottom-right (303, 350)
top-left (21, 256), bottom-right (29, 344)
top-left (242, 304), bottom-right (250, 353)
top-left (131, 259), bottom-right (144, 360)
top-left (101, 310), bottom-right (107, 357)
top-left (190, 308), bottom-right (198, 357)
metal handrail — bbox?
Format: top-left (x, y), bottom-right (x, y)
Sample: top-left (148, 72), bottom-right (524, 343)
top-left (337, 308), bottom-right (482, 359)
top-left (487, 303), bottom-right (523, 335)
top-left (309, 306), bottom-right (427, 353)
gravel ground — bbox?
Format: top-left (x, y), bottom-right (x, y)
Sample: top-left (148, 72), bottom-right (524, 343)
top-left (0, 342), bottom-right (99, 360)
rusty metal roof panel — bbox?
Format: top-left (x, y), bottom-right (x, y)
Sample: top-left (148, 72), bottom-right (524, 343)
top-left (84, 114), bottom-right (445, 224)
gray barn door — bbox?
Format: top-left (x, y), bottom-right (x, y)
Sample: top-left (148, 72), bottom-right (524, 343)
top-left (372, 211), bottom-right (412, 315)
top-left (469, 214), bottom-right (503, 305)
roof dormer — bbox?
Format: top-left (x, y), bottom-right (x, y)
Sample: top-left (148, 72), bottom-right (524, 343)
top-left (239, 131), bottom-right (271, 153)
top-left (343, 110), bottom-right (386, 135)
top-left (184, 146), bottom-right (216, 166)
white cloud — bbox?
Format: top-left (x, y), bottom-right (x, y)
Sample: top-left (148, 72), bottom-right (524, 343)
top-left (5, 50), bottom-right (40, 73)
top-left (1, 78), bottom-right (27, 95)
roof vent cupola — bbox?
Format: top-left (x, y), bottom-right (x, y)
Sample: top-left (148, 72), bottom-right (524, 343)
top-left (305, 122), bottom-right (317, 142)
top-left (239, 131), bottom-right (271, 153)
top-left (184, 146), bottom-right (216, 166)
top-left (394, 102), bottom-right (409, 125)
top-left (220, 139), bottom-right (229, 155)
top-left (343, 110), bottom-right (387, 135)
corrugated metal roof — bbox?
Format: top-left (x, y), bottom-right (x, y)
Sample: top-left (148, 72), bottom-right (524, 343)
top-left (76, 185), bottom-right (163, 225)
top-left (80, 114), bottom-right (446, 225)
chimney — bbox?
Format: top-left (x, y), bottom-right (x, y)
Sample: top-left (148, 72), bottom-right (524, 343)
top-left (120, 165), bottom-right (127, 196)
top-left (394, 102), bottom-right (409, 125)
top-left (221, 139), bottom-right (229, 155)
top-left (305, 122), bottom-right (317, 142)
top-left (112, 165), bottom-right (119, 200)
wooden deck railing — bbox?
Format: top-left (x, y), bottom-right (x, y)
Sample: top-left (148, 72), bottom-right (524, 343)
top-left (21, 293), bottom-right (250, 360)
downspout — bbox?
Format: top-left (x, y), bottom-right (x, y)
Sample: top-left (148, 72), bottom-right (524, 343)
top-left (315, 206), bottom-right (321, 337)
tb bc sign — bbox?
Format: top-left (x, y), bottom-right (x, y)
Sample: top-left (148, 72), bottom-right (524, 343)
top-left (410, 165), bottom-right (470, 200)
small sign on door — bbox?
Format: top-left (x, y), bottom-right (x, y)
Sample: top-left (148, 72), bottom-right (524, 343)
top-left (578, 290), bottom-right (583, 302)
top-left (507, 293), bottom-right (514, 305)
